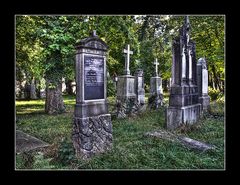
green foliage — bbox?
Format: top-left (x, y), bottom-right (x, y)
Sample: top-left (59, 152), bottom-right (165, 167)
top-left (107, 78), bottom-right (115, 97)
top-left (56, 138), bottom-right (77, 165)
top-left (15, 154), bottom-right (25, 169)
top-left (16, 15), bottom-right (224, 92)
top-left (208, 87), bottom-right (221, 101)
top-left (209, 101), bottom-right (224, 117)
top-left (32, 152), bottom-right (55, 169)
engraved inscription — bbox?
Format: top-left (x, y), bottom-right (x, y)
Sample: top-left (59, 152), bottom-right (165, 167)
top-left (84, 56), bottom-right (104, 100)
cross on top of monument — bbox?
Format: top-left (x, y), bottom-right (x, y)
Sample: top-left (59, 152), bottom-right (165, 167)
top-left (123, 44), bottom-right (133, 75)
top-left (154, 58), bottom-right (159, 76)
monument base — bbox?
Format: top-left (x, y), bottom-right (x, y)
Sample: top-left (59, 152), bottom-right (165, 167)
top-left (165, 103), bottom-right (202, 130)
top-left (72, 114), bottom-right (112, 160)
top-left (148, 93), bottom-right (163, 109)
top-left (199, 96), bottom-right (210, 111)
top-left (116, 96), bottom-right (139, 118)
top-left (116, 75), bottom-right (139, 118)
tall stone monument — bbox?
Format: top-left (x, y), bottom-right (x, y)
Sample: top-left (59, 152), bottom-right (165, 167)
top-left (148, 58), bottom-right (163, 109)
top-left (166, 16), bottom-right (201, 130)
top-left (72, 30), bottom-right (112, 159)
top-left (197, 58), bottom-right (210, 111)
top-left (116, 44), bottom-right (138, 118)
top-left (134, 69), bottom-right (145, 105)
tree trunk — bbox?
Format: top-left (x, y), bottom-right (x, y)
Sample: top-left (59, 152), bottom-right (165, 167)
top-left (65, 79), bottom-right (74, 95)
top-left (212, 65), bottom-right (221, 91)
top-left (45, 80), bottom-right (65, 114)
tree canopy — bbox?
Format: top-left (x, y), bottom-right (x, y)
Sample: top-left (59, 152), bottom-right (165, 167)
top-left (16, 15), bottom-right (225, 93)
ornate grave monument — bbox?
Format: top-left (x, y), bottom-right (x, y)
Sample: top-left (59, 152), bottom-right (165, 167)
top-left (72, 31), bottom-right (112, 159)
top-left (166, 16), bottom-right (201, 130)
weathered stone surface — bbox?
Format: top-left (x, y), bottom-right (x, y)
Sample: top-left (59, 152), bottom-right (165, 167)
top-left (134, 69), bottom-right (145, 105)
top-left (197, 58), bottom-right (210, 111)
top-left (145, 129), bottom-right (216, 152)
top-left (116, 74), bottom-right (140, 118)
top-left (149, 76), bottom-right (163, 109)
top-left (116, 96), bottom-right (140, 118)
top-left (16, 130), bottom-right (49, 154)
top-left (178, 136), bottom-right (216, 151)
top-left (73, 31), bottom-right (112, 160)
top-left (166, 16), bottom-right (201, 129)
top-left (148, 93), bottom-right (163, 109)
top-left (72, 114), bottom-right (112, 159)
top-left (117, 75), bottom-right (135, 98)
top-left (148, 58), bottom-right (163, 109)
top-left (166, 104), bottom-right (201, 130)
top-left (144, 130), bottom-right (177, 142)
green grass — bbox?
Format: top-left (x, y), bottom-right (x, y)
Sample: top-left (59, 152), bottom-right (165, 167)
top-left (16, 95), bottom-right (225, 170)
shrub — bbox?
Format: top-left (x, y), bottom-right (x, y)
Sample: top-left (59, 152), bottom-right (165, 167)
top-left (107, 79), bottom-right (116, 97)
top-left (56, 138), bottom-right (77, 165)
top-left (32, 152), bottom-right (55, 169)
top-left (208, 87), bottom-right (220, 101)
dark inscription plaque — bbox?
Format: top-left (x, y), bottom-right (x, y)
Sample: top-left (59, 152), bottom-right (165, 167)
top-left (84, 56), bottom-right (104, 100)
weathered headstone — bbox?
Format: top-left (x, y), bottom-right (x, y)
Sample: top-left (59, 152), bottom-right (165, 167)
top-left (30, 79), bottom-right (37, 99)
top-left (116, 44), bottom-right (138, 118)
top-left (144, 129), bottom-right (216, 152)
top-left (148, 58), bottom-right (163, 109)
top-left (16, 130), bottom-right (49, 154)
top-left (197, 58), bottom-right (210, 111)
top-left (134, 69), bottom-right (145, 105)
top-left (72, 30), bottom-right (112, 160)
top-left (166, 16), bottom-right (201, 130)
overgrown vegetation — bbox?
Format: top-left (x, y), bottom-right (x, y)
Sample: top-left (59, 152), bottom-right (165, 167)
top-left (16, 95), bottom-right (224, 170)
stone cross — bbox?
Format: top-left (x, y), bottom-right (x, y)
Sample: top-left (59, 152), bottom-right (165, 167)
top-left (123, 44), bottom-right (133, 75)
top-left (154, 58), bottom-right (159, 76)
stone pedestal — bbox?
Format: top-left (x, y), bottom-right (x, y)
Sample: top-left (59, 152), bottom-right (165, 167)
top-left (73, 31), bottom-right (112, 160)
top-left (72, 114), bottom-right (112, 159)
top-left (116, 75), bottom-right (138, 118)
top-left (198, 95), bottom-right (210, 111)
top-left (166, 104), bottom-right (201, 130)
top-left (148, 76), bottom-right (163, 109)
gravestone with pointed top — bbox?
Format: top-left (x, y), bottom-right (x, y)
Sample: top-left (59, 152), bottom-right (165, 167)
top-left (166, 16), bottom-right (201, 130)
top-left (148, 58), bottom-right (163, 109)
top-left (197, 58), bottom-right (210, 111)
top-left (72, 30), bottom-right (112, 160)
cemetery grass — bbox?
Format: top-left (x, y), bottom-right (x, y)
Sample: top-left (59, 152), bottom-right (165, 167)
top-left (16, 95), bottom-right (224, 170)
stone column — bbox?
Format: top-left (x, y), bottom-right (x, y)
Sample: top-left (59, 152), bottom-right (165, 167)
top-left (134, 69), bottom-right (145, 105)
top-left (197, 58), bottom-right (210, 111)
top-left (72, 31), bottom-right (112, 160)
